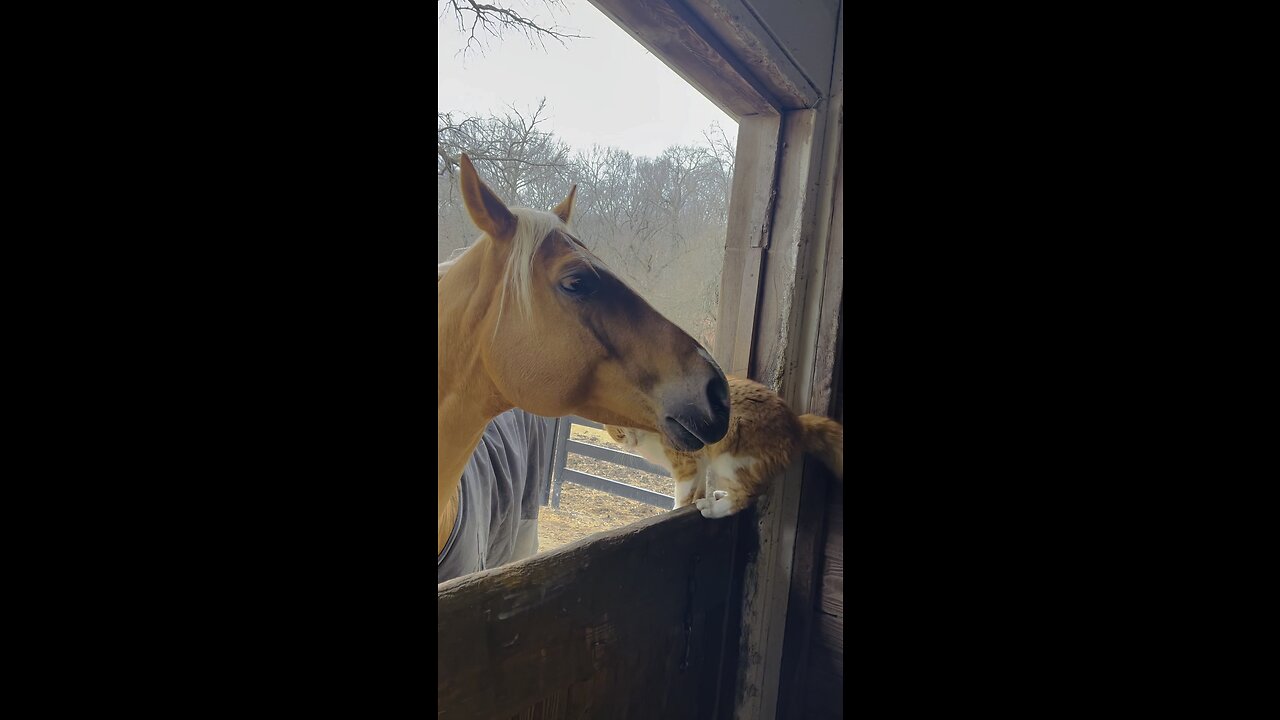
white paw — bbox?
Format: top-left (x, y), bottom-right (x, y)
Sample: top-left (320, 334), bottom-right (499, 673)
top-left (694, 498), bottom-right (712, 512)
top-left (700, 495), bottom-right (734, 519)
top-left (712, 490), bottom-right (728, 500)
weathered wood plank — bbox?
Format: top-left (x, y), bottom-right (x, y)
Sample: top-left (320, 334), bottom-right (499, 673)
top-left (732, 18), bottom-right (844, 712)
top-left (812, 613), bottom-right (843, 671)
top-left (805, 0), bottom-right (844, 418)
top-left (681, 0), bottom-right (823, 109)
top-left (809, 136), bottom-right (843, 416)
top-left (549, 418), bottom-right (572, 509)
top-left (776, 458), bottom-right (834, 720)
top-left (820, 483), bottom-right (843, 619)
top-left (820, 577), bottom-right (843, 618)
top-left (752, 107), bottom-right (833, 391)
top-left (820, 539), bottom-right (843, 619)
top-left (803, 642), bottom-right (844, 718)
top-left (713, 116), bottom-right (780, 373)
top-left (438, 507), bottom-right (740, 720)
top-left (730, 108), bottom-right (829, 720)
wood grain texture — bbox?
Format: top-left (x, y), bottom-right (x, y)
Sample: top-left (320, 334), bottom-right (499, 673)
top-left (713, 116), bottom-right (780, 374)
top-left (812, 614), bottom-right (843, 673)
top-left (751, 107), bottom-right (822, 390)
top-left (806, 7), bottom-right (844, 420)
top-left (804, 641), bottom-right (844, 719)
top-left (752, 13), bottom-right (845, 713)
top-left (731, 102), bottom-right (838, 720)
top-left (438, 507), bottom-right (740, 719)
top-left (724, 481), bottom-right (805, 718)
top-left (809, 138), bottom-right (843, 417)
top-left (775, 459), bottom-right (834, 719)
top-left (820, 487), bottom-right (844, 618)
top-left (679, 0), bottom-right (822, 109)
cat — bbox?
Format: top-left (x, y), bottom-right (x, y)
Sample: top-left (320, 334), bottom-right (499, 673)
top-left (605, 375), bottom-right (843, 519)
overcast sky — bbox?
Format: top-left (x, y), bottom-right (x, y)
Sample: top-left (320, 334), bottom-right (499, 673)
top-left (438, 0), bottom-right (736, 158)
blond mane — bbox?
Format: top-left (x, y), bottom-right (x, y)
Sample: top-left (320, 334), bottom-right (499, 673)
top-left (437, 206), bottom-right (577, 333)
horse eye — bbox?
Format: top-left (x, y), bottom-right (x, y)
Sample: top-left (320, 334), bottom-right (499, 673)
top-left (559, 274), bottom-right (593, 296)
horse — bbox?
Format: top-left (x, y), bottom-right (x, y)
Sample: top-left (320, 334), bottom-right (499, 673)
top-left (438, 154), bottom-right (731, 582)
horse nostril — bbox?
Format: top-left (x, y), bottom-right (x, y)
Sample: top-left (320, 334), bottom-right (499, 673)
top-left (707, 376), bottom-right (729, 415)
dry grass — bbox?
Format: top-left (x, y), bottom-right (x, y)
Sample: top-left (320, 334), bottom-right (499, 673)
top-left (536, 426), bottom-right (675, 551)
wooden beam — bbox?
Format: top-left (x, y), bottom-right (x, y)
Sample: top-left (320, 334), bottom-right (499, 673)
top-left (798, 1), bottom-right (845, 420)
top-left (713, 115), bottom-right (780, 373)
top-left (728, 9), bottom-right (845, 711)
top-left (777, 18), bottom-right (846, 715)
top-left (808, 136), bottom-right (844, 416)
top-left (679, 0), bottom-right (825, 109)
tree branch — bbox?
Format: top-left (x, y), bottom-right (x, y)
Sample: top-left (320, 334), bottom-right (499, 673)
top-left (442, 0), bottom-right (584, 55)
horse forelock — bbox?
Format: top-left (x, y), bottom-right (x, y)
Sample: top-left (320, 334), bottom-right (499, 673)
top-left (499, 207), bottom-right (568, 322)
top-left (441, 206), bottom-right (612, 338)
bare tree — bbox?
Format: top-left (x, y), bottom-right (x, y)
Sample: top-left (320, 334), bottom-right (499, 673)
top-left (437, 99), bottom-right (574, 257)
top-left (437, 108), bottom-right (736, 349)
top-left (440, 0), bottom-right (584, 55)
top-left (702, 121), bottom-right (737, 217)
top-left (438, 1), bottom-right (583, 183)
top-left (439, 99), bottom-right (571, 200)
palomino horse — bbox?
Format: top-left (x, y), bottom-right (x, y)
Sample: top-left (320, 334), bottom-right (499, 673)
top-left (438, 154), bottom-right (730, 582)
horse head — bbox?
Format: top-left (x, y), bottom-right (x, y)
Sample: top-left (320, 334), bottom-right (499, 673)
top-left (438, 154), bottom-right (730, 451)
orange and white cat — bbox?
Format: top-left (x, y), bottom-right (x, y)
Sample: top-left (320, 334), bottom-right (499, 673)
top-left (605, 376), bottom-right (843, 519)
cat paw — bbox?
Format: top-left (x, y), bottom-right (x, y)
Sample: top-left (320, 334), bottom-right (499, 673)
top-left (694, 498), bottom-right (712, 512)
top-left (712, 490), bottom-right (728, 500)
top-left (699, 496), bottom-right (735, 519)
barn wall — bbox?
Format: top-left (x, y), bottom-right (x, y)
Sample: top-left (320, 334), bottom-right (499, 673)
top-left (776, 15), bottom-right (845, 715)
top-left (723, 2), bottom-right (844, 716)
top-left (437, 507), bottom-right (742, 719)
top-left (779, 306), bottom-right (844, 719)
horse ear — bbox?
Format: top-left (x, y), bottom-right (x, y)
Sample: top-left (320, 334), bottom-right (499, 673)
top-left (552, 184), bottom-right (577, 224)
top-left (459, 154), bottom-right (516, 241)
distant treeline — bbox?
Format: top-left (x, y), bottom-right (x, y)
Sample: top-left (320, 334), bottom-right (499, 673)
top-left (438, 99), bottom-right (736, 349)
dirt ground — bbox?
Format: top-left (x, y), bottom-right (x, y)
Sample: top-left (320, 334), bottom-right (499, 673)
top-left (536, 426), bottom-right (675, 552)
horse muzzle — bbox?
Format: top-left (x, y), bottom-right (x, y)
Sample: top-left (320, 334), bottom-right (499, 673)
top-left (659, 369), bottom-right (730, 452)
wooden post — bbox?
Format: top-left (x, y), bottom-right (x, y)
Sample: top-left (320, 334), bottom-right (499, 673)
top-left (549, 418), bottom-right (572, 509)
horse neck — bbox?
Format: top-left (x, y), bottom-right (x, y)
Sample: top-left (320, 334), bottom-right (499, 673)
top-left (437, 350), bottom-right (512, 556)
top-left (436, 390), bottom-right (491, 555)
top-left (438, 248), bottom-right (513, 541)
top-left (437, 383), bottom-right (504, 506)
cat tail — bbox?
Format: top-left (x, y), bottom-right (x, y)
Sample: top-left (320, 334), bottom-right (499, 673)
top-left (798, 414), bottom-right (843, 480)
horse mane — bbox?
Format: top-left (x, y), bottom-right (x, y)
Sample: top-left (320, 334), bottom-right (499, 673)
top-left (437, 206), bottom-right (576, 332)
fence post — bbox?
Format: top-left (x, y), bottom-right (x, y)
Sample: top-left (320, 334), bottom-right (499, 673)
top-left (548, 418), bottom-right (572, 509)
top-left (542, 418), bottom-right (560, 506)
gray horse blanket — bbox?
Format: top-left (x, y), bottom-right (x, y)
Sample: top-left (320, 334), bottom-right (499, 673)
top-left (437, 409), bottom-right (558, 583)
